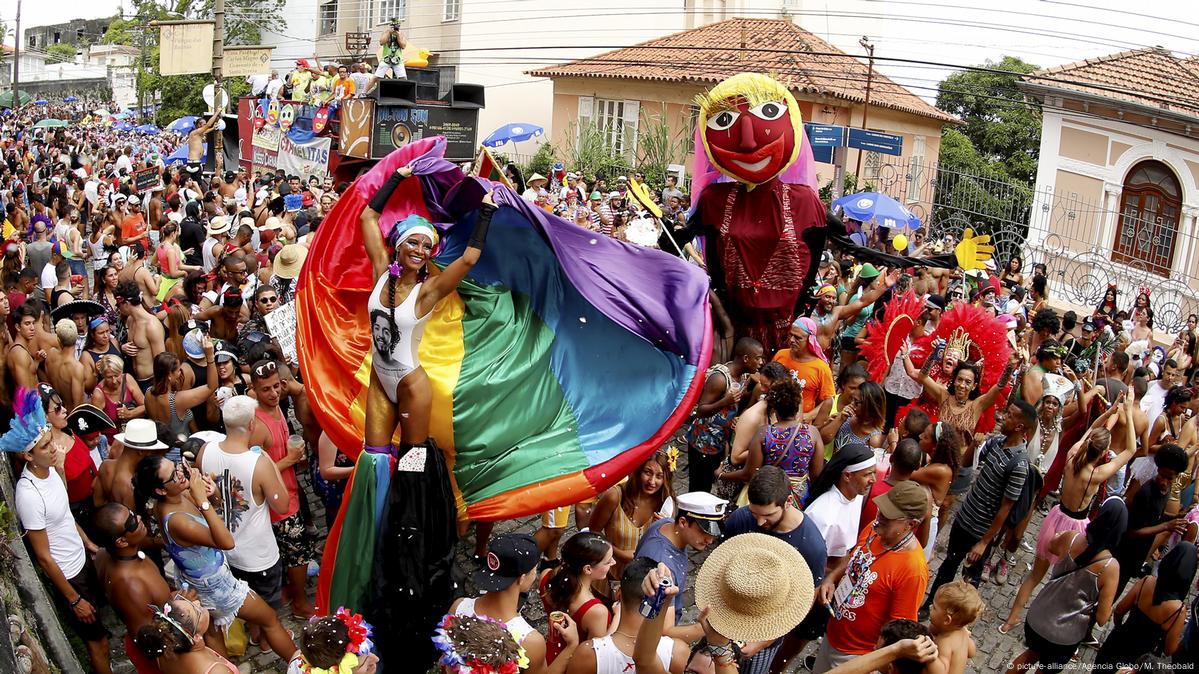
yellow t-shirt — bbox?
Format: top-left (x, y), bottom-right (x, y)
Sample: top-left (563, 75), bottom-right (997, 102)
top-left (288, 70), bottom-right (312, 99)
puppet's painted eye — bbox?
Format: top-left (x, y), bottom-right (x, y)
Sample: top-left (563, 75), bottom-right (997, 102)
top-left (706, 110), bottom-right (740, 131)
top-left (748, 101), bottom-right (787, 121)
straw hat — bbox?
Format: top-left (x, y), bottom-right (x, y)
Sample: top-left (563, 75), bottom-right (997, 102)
top-left (206, 216), bottom-right (231, 236)
top-left (273, 244), bottom-right (307, 280)
top-left (695, 532), bottom-right (814, 642)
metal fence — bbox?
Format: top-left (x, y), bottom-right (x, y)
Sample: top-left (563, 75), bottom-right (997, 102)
top-left (865, 155), bottom-right (1199, 335)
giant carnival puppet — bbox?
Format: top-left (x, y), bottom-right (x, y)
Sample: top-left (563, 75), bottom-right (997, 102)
top-left (296, 138), bottom-right (710, 666)
top-left (664, 73), bottom-right (994, 354)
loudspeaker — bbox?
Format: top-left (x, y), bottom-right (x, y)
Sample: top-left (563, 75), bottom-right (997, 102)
top-left (373, 79), bottom-right (417, 106)
top-left (450, 83), bottom-right (485, 110)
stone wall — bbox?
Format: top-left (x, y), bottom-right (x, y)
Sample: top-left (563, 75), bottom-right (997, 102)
top-left (0, 456), bottom-right (85, 674)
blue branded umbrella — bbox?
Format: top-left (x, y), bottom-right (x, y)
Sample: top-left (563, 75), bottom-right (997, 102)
top-left (114, 122), bottom-right (135, 132)
top-left (136, 124), bottom-right (160, 135)
top-left (63, 96), bottom-right (77, 103)
top-left (832, 191), bottom-right (922, 230)
top-left (34, 99), bottom-right (49, 106)
top-left (165, 142), bottom-right (205, 166)
top-left (166, 116), bottom-right (198, 133)
top-left (481, 122), bottom-right (544, 148)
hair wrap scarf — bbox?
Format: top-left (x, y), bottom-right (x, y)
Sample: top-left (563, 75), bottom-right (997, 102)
top-left (792, 316), bottom-right (827, 363)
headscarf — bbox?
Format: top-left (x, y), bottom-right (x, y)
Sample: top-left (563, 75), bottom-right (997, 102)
top-left (1076, 496), bottom-right (1128, 566)
top-left (792, 316), bottom-right (827, 363)
top-left (1154, 542), bottom-right (1197, 605)
top-left (805, 442), bottom-right (873, 507)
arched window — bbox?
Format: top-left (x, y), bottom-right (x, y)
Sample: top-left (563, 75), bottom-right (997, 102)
top-left (1111, 160), bottom-right (1183, 276)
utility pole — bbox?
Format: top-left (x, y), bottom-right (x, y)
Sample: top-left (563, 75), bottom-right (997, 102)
top-left (853, 36), bottom-right (875, 189)
top-left (12, 0), bottom-right (22, 110)
top-left (137, 22), bottom-right (146, 119)
top-left (212, 0), bottom-right (225, 172)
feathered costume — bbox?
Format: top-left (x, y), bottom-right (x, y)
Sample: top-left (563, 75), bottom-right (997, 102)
top-left (862, 301), bottom-right (1012, 434)
top-left (0, 388), bottom-right (51, 454)
top-left (298, 138), bottom-right (711, 666)
top-left (663, 73), bottom-right (993, 354)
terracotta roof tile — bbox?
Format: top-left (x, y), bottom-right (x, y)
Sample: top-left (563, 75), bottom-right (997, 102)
top-left (1029, 48), bottom-right (1199, 119)
top-left (527, 17), bottom-right (956, 124)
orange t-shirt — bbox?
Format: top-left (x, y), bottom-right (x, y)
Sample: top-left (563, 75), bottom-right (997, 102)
top-left (826, 524), bottom-right (929, 655)
top-left (121, 213), bottom-right (150, 250)
top-left (771, 349), bottom-right (835, 412)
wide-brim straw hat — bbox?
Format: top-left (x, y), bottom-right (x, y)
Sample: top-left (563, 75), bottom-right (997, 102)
top-left (273, 244), bottom-right (308, 280)
top-left (695, 532), bottom-right (814, 642)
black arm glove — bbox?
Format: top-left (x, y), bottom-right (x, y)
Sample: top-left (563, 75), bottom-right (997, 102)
top-left (367, 171), bottom-right (406, 213)
top-left (469, 203), bottom-right (496, 250)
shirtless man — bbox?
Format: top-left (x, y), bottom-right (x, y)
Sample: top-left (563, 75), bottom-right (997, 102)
top-left (94, 418), bottom-right (170, 509)
top-left (93, 503), bottom-right (172, 673)
top-left (117, 243), bottom-right (159, 307)
top-left (115, 282), bottom-right (166, 390)
top-left (8, 303), bottom-right (45, 390)
top-left (809, 267), bottom-right (900, 358)
top-left (45, 319), bottom-right (88, 409)
top-left (185, 111), bottom-right (222, 179)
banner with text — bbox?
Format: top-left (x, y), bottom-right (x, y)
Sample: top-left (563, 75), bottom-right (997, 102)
top-left (276, 136), bottom-right (331, 181)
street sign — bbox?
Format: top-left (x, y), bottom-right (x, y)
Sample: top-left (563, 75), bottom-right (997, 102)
top-left (345, 32), bottom-right (372, 53)
top-left (811, 145), bottom-right (835, 164)
top-left (223, 46), bottom-right (274, 77)
top-left (804, 123), bottom-right (846, 147)
top-left (847, 128), bottom-right (904, 156)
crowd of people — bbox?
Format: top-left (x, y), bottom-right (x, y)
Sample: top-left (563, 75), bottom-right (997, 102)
top-left (3, 93), bottom-right (1199, 674)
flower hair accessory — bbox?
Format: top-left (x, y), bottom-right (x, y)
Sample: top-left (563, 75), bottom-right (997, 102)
top-left (665, 445), bottom-right (679, 472)
top-left (1139, 286), bottom-right (1151, 297)
top-left (297, 608), bottom-right (375, 674)
top-left (432, 613), bottom-right (528, 674)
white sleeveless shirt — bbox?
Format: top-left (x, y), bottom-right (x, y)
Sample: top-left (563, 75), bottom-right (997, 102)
top-left (200, 442), bottom-right (280, 572)
top-left (454, 597), bottom-right (536, 646)
top-left (592, 635), bottom-right (674, 674)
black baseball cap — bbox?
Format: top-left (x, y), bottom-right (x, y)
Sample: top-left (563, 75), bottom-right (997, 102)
top-left (473, 534), bottom-right (539, 592)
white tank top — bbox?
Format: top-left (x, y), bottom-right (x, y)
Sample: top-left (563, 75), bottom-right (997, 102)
top-left (367, 277), bottom-right (431, 381)
top-left (454, 597), bottom-right (536, 646)
top-left (592, 635), bottom-right (674, 674)
top-left (199, 442), bottom-right (280, 572)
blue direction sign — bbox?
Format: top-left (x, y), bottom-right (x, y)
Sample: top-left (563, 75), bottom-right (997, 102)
top-left (804, 123), bottom-right (846, 147)
top-left (847, 128), bottom-right (904, 156)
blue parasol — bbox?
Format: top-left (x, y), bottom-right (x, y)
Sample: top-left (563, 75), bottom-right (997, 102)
top-left (34, 99), bottom-right (49, 106)
top-left (136, 124), bottom-right (160, 135)
top-left (481, 122), bottom-right (544, 148)
top-left (832, 191), bottom-right (922, 230)
top-left (63, 96), bottom-right (78, 103)
top-left (166, 116), bottom-right (199, 133)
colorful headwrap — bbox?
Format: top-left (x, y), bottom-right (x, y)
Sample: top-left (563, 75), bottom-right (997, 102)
top-left (814, 284), bottom-right (837, 298)
top-left (297, 608), bottom-right (375, 674)
top-left (791, 316), bottom-right (827, 363)
top-left (432, 613), bottom-right (528, 674)
top-left (0, 388), bottom-right (51, 454)
top-left (387, 214), bottom-right (439, 249)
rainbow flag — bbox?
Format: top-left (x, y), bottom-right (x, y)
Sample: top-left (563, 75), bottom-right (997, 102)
top-left (471, 145), bottom-right (512, 188)
top-left (299, 137), bottom-right (711, 613)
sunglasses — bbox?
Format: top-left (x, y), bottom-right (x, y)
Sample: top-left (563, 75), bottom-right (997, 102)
top-left (124, 510), bottom-right (139, 533)
top-left (254, 361), bottom-right (278, 377)
top-left (258, 296), bottom-right (278, 304)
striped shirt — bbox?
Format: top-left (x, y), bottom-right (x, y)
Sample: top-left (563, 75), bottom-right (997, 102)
top-left (956, 435), bottom-right (1028, 538)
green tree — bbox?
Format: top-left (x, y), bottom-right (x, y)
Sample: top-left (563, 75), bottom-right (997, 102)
top-left (46, 43), bottom-right (78, 64)
top-left (100, 0), bottom-right (278, 122)
top-left (935, 56), bottom-right (1041, 186)
top-left (634, 107), bottom-right (688, 191)
top-left (524, 142), bottom-right (555, 179)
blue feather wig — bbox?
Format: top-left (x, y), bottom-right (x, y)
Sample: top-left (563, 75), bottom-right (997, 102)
top-left (1, 388), bottom-right (51, 454)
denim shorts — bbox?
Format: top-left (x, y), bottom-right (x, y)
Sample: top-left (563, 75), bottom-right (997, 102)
top-left (182, 564), bottom-right (250, 629)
